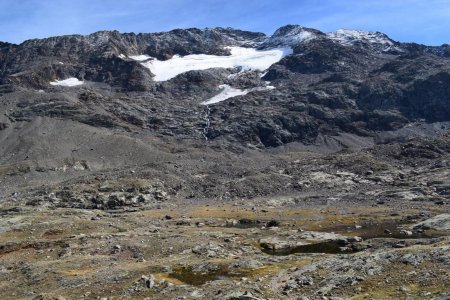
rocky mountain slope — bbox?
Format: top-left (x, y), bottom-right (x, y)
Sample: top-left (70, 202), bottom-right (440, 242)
top-left (1, 25), bottom-right (449, 154)
top-left (1, 24), bottom-right (450, 201)
top-left (0, 25), bottom-right (449, 299)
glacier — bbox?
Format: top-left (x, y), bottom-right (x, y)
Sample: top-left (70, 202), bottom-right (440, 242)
top-left (129, 46), bottom-right (293, 81)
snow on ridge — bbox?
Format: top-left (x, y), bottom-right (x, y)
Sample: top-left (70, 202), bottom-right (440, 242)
top-left (201, 84), bottom-right (275, 105)
top-left (327, 29), bottom-right (394, 46)
top-left (327, 29), bottom-right (405, 52)
top-left (50, 77), bottom-right (84, 87)
top-left (261, 25), bottom-right (328, 48)
top-left (267, 27), bottom-right (317, 47)
top-left (130, 46), bottom-right (293, 82)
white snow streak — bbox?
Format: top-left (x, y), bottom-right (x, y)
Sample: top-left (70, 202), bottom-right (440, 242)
top-left (130, 46), bottom-right (292, 81)
top-left (129, 54), bottom-right (152, 61)
top-left (201, 84), bottom-right (275, 105)
top-left (49, 77), bottom-right (84, 87)
top-left (201, 85), bottom-right (248, 105)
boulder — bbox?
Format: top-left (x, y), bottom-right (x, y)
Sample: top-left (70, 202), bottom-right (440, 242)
top-left (412, 214), bottom-right (450, 231)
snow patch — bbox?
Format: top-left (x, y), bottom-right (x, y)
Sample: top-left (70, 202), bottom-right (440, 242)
top-left (130, 47), bottom-right (292, 82)
top-left (201, 84), bottom-right (275, 105)
top-left (327, 29), bottom-right (405, 52)
top-left (202, 85), bottom-right (248, 105)
top-left (327, 29), bottom-right (400, 51)
top-left (49, 77), bottom-right (84, 87)
top-left (129, 54), bottom-right (152, 61)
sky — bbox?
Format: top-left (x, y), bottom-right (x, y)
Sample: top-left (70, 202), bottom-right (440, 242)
top-left (0, 0), bottom-right (449, 45)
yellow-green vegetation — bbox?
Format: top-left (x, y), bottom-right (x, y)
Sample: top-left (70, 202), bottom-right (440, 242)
top-left (0, 201), bottom-right (448, 300)
top-left (0, 163), bottom-right (31, 176)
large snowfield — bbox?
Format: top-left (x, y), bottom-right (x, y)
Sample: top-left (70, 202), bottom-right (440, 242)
top-left (129, 46), bottom-right (293, 81)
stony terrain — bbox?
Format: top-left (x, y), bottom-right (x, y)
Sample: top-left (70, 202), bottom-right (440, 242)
top-left (0, 25), bottom-right (449, 299)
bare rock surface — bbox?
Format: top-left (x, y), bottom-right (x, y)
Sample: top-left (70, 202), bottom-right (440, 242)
top-left (413, 214), bottom-right (450, 231)
top-left (0, 25), bottom-right (450, 299)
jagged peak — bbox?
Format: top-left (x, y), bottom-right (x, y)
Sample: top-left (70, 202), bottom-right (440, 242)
top-left (327, 29), bottom-right (394, 45)
top-left (263, 25), bottom-right (401, 51)
top-left (21, 34), bottom-right (84, 46)
top-left (88, 30), bottom-right (122, 38)
top-left (19, 31), bottom-right (124, 49)
top-left (272, 25), bottom-right (317, 35)
top-left (0, 41), bottom-right (18, 48)
top-left (326, 29), bottom-right (404, 52)
top-left (262, 25), bottom-right (325, 48)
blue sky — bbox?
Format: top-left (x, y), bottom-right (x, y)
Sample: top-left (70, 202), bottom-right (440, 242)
top-left (0, 0), bottom-right (449, 45)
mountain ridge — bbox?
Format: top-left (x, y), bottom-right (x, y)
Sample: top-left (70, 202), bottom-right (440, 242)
top-left (4, 24), bottom-right (449, 48)
top-left (0, 24), bottom-right (449, 151)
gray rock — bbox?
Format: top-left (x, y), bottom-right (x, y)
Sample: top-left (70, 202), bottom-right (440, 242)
top-left (259, 237), bottom-right (306, 251)
top-left (141, 274), bottom-right (155, 288)
top-left (298, 231), bottom-right (347, 242)
top-left (231, 260), bottom-right (263, 270)
top-left (226, 291), bottom-right (264, 300)
top-left (412, 214), bottom-right (450, 231)
top-left (400, 230), bottom-right (413, 236)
